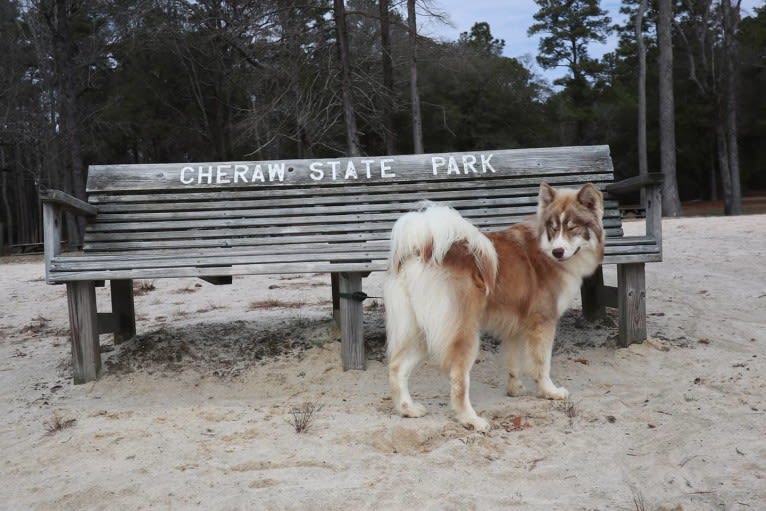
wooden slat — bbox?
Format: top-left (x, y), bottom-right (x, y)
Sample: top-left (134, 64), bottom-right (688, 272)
top-left (89, 173), bottom-right (616, 207)
top-left (86, 146), bottom-right (613, 192)
top-left (48, 260), bottom-right (387, 282)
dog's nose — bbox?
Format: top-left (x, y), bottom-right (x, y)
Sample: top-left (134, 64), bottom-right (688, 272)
top-left (552, 248), bottom-right (565, 259)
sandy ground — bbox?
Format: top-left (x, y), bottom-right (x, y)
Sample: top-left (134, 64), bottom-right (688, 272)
top-left (1, 215), bottom-right (765, 511)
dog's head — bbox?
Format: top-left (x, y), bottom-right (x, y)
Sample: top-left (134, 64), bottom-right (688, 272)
top-left (536, 182), bottom-right (604, 263)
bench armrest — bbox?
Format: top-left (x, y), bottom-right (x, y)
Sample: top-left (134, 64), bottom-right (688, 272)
top-left (40, 189), bottom-right (98, 217)
top-left (605, 172), bottom-right (663, 195)
top-left (41, 189), bottom-right (96, 283)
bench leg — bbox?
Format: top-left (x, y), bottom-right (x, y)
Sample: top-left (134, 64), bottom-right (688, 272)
top-left (339, 272), bottom-right (366, 371)
top-left (581, 266), bottom-right (606, 321)
top-left (331, 272), bottom-right (340, 324)
top-left (66, 281), bottom-right (101, 383)
top-left (110, 279), bottom-right (136, 344)
top-left (617, 263), bottom-right (647, 347)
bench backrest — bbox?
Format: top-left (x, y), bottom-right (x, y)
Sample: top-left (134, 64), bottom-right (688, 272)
top-left (83, 145), bottom-right (622, 273)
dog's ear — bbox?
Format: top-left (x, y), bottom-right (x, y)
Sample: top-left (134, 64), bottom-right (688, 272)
top-left (538, 183), bottom-right (556, 209)
top-left (577, 183), bottom-right (604, 218)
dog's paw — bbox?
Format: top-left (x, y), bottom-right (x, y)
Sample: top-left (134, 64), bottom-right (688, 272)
top-left (506, 381), bottom-right (528, 397)
top-left (540, 386), bottom-right (569, 400)
top-left (398, 401), bottom-right (427, 418)
top-left (459, 415), bottom-right (491, 433)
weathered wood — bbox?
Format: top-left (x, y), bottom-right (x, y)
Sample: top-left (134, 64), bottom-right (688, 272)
top-left (110, 279), bottom-right (136, 344)
top-left (86, 146), bottom-right (614, 192)
top-left (43, 202), bottom-right (62, 283)
top-left (97, 312), bottom-right (117, 334)
top-left (339, 272), bottom-right (365, 370)
top-left (89, 172), bottom-right (615, 205)
top-left (66, 281), bottom-right (101, 383)
top-left (331, 273), bottom-right (340, 324)
top-left (645, 179), bottom-right (663, 253)
top-left (40, 189), bottom-right (98, 216)
top-left (617, 263), bottom-right (647, 347)
top-left (604, 172), bottom-right (663, 195)
top-left (581, 266), bottom-right (605, 321)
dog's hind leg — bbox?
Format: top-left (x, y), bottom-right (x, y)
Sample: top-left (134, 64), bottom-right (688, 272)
top-left (444, 333), bottom-right (490, 432)
top-left (389, 340), bottom-right (428, 418)
top-left (527, 322), bottom-right (569, 400)
top-left (385, 275), bottom-right (428, 418)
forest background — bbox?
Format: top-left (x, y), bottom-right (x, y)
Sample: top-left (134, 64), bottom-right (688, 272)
top-left (1, 0), bottom-right (764, 248)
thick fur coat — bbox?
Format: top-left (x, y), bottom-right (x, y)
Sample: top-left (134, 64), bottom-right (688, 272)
top-left (384, 183), bottom-right (605, 431)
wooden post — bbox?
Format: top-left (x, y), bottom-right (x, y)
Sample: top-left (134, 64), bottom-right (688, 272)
top-left (331, 272), bottom-right (340, 324)
top-left (646, 183), bottom-right (663, 258)
top-left (617, 263), bottom-right (647, 347)
top-left (66, 281), bottom-right (101, 383)
top-left (581, 266), bottom-right (606, 321)
top-left (339, 272), bottom-right (365, 370)
top-left (110, 279), bottom-right (136, 344)
top-left (42, 203), bottom-right (62, 282)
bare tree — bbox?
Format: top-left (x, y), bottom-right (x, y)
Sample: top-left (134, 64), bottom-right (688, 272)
top-left (635, 0), bottom-right (648, 207)
top-left (334, 0), bottom-right (361, 156)
top-left (379, 0), bottom-right (395, 155)
top-left (407, 0), bottom-right (424, 154)
top-left (658, 0), bottom-right (682, 216)
top-left (721, 0), bottom-right (743, 214)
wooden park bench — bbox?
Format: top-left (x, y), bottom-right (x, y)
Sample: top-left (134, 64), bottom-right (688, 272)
top-left (42, 145), bottom-right (663, 384)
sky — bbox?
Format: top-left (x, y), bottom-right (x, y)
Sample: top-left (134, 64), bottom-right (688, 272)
top-left (420, 0), bottom-right (765, 83)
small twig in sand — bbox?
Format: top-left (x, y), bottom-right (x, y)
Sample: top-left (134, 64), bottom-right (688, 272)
top-left (288, 401), bottom-right (323, 434)
top-left (44, 412), bottom-right (76, 435)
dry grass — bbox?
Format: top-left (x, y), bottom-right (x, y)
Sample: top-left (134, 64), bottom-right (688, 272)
top-left (44, 412), bottom-right (76, 435)
top-left (287, 402), bottom-right (323, 434)
top-left (248, 299), bottom-right (305, 310)
top-left (19, 315), bottom-right (50, 335)
top-left (133, 280), bottom-right (156, 296)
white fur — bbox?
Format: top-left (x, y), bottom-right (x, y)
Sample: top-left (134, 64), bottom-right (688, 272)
top-left (388, 204), bottom-right (497, 295)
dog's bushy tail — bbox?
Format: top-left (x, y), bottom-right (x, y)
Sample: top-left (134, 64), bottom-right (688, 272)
top-left (388, 202), bottom-right (498, 295)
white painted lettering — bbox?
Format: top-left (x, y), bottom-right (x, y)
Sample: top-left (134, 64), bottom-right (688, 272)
top-left (447, 157), bottom-right (461, 175)
top-left (380, 158), bottom-right (395, 178)
top-left (309, 162), bottom-right (324, 180)
top-left (344, 161), bottom-right (358, 179)
top-left (233, 164), bottom-right (248, 183)
top-left (216, 164), bottom-right (232, 184)
top-left (180, 166), bottom-right (195, 185)
top-left (361, 159), bottom-right (375, 178)
top-left (462, 154), bottom-right (478, 174)
top-left (328, 161), bottom-right (340, 180)
top-left (431, 156), bottom-right (446, 175)
top-left (268, 163), bottom-right (285, 182)
top-left (198, 165), bottom-right (213, 185)
top-left (251, 164), bottom-right (265, 183)
top-left (481, 154), bottom-right (496, 173)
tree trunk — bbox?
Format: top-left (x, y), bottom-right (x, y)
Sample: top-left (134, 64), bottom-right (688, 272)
top-left (54, 0), bottom-right (86, 246)
top-left (635, 0), bottom-right (648, 208)
top-left (0, 147), bottom-right (12, 249)
top-left (657, 0), bottom-right (682, 216)
top-left (716, 123), bottom-right (733, 215)
top-left (380, 0), bottom-right (395, 155)
top-left (722, 0), bottom-right (743, 215)
top-left (407, 0), bottom-right (424, 154)
top-left (333, 0), bottom-right (361, 156)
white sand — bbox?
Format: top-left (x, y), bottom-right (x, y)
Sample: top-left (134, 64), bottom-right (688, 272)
top-left (1, 216), bottom-right (764, 510)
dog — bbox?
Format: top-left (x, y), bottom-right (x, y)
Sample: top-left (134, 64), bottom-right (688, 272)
top-left (383, 183), bottom-right (605, 432)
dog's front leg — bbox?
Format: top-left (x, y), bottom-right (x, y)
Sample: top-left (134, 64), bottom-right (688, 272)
top-left (529, 323), bottom-right (569, 400)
